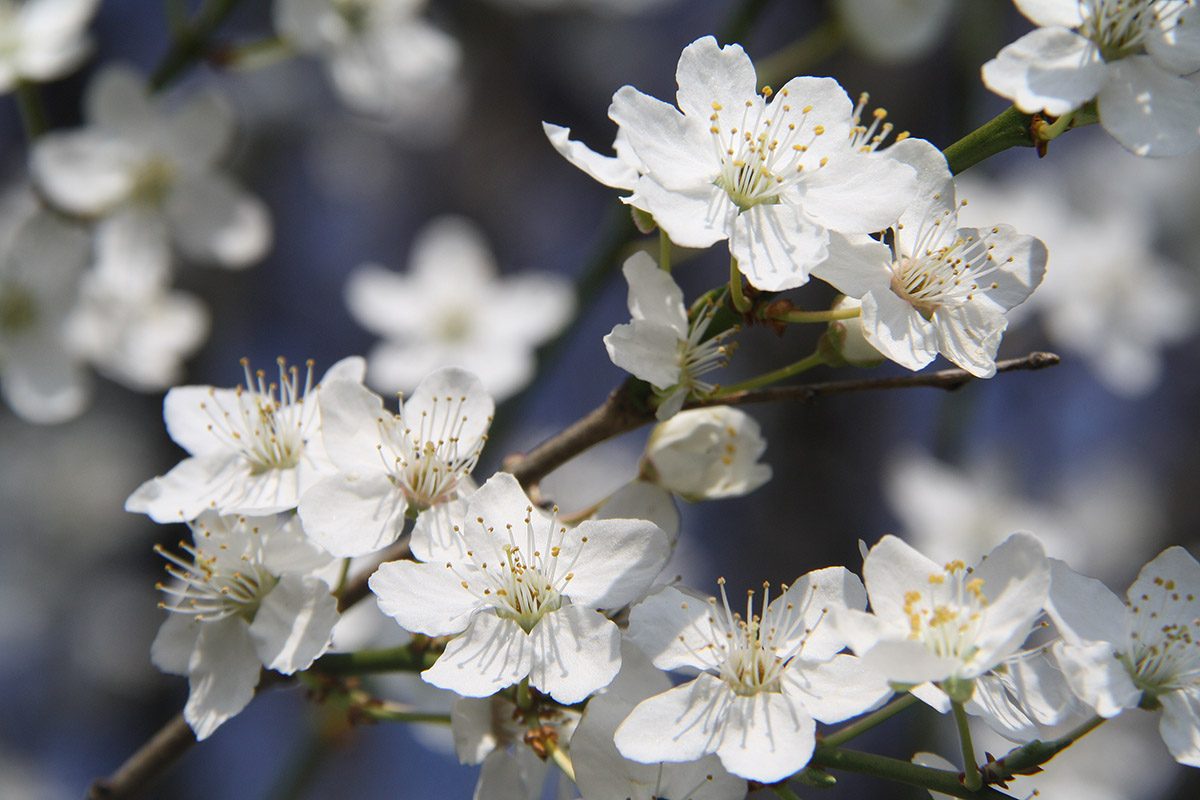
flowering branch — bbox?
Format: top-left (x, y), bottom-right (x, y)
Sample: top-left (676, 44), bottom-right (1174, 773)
top-left (942, 105), bottom-right (1036, 175)
top-left (808, 747), bottom-right (1014, 799)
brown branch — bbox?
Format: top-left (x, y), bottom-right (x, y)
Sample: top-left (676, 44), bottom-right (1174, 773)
top-left (87, 713), bottom-right (195, 800)
top-left (336, 539), bottom-right (411, 612)
top-left (505, 352), bottom-right (1059, 489)
top-left (691, 351), bottom-right (1061, 408)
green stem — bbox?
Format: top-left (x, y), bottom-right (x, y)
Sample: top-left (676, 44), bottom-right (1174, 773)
top-left (757, 18), bottom-right (845, 87)
top-left (515, 677), bottom-right (532, 711)
top-left (985, 715), bottom-right (1104, 782)
top-left (713, 350), bottom-right (824, 396)
top-left (720, 0), bottom-right (774, 44)
top-left (768, 305), bottom-right (861, 324)
top-left (941, 105), bottom-right (1035, 176)
top-left (1038, 109), bottom-right (1077, 141)
top-left (770, 783), bottom-right (803, 800)
top-left (15, 81), bottom-right (48, 139)
top-left (808, 747), bottom-right (1011, 799)
top-left (309, 644), bottom-right (438, 675)
top-left (820, 693), bottom-right (918, 749)
top-left (729, 256), bottom-right (752, 313)
top-left (953, 700), bottom-right (982, 791)
top-left (151, 0), bottom-right (244, 91)
top-left (659, 229), bottom-right (672, 271)
top-left (357, 706), bottom-right (452, 725)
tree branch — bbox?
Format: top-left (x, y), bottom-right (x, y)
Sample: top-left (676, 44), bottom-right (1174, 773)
top-left (87, 714), bottom-right (195, 800)
top-left (506, 352), bottom-right (1059, 488)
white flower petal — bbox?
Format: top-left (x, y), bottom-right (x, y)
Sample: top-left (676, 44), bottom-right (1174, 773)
top-left (860, 289), bottom-right (939, 372)
top-left (248, 574), bottom-right (338, 674)
top-left (810, 232), bottom-right (891, 298)
top-left (151, 614), bottom-right (200, 676)
top-left (162, 90), bottom-right (234, 169)
top-left (674, 36), bottom-right (758, 123)
top-left (559, 517), bottom-right (669, 609)
top-left (369, 559), bottom-right (480, 636)
top-left (981, 27), bottom-right (1107, 116)
top-left (608, 86), bottom-right (713, 192)
top-left (968, 532), bottom-right (1049, 667)
top-left (421, 613), bottom-right (533, 697)
top-left (1159, 689), bottom-right (1200, 767)
top-left (627, 585), bottom-right (723, 672)
top-left (1046, 558), bottom-right (1131, 645)
top-left (542, 122), bottom-right (639, 190)
top-left (166, 174), bottom-right (272, 269)
top-left (784, 654), bottom-right (891, 724)
top-left (715, 691), bottom-right (816, 782)
top-left (1054, 640), bottom-right (1141, 717)
top-left (1146, 2), bottom-right (1200, 76)
top-left (932, 302), bottom-right (1005, 378)
top-left (625, 176), bottom-right (733, 249)
top-left (974, 224), bottom-right (1047, 312)
top-left (404, 367), bottom-right (494, 452)
top-left (614, 673), bottom-right (730, 764)
top-left (730, 203), bottom-right (828, 291)
top-left (595, 480), bottom-right (679, 545)
top-left (801, 150), bottom-right (915, 234)
top-left (1098, 55), bottom-right (1200, 157)
top-left (31, 130), bottom-right (136, 214)
top-left (604, 320), bottom-right (682, 389)
top-left (316, 378), bottom-right (388, 473)
top-left (527, 604), bottom-right (620, 703)
top-left (863, 535), bottom-right (944, 621)
top-left (411, 498), bottom-right (470, 562)
top-left (1013, 0), bottom-right (1084, 27)
top-left (298, 473), bottom-right (408, 558)
top-left (622, 251), bottom-right (687, 333)
top-left (184, 619), bottom-right (261, 740)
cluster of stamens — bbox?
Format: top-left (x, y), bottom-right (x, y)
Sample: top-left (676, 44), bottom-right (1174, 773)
top-left (1080, 0), bottom-right (1188, 60)
top-left (200, 358), bottom-right (316, 474)
top-left (449, 504), bottom-right (584, 633)
top-left (849, 92), bottom-right (908, 153)
top-left (154, 518), bottom-right (276, 623)
top-left (677, 304), bottom-right (737, 397)
top-left (890, 208), bottom-right (1008, 318)
top-left (903, 560), bottom-right (989, 664)
top-left (708, 86), bottom-right (829, 212)
top-left (683, 578), bottom-right (823, 696)
top-left (377, 393), bottom-right (488, 510)
top-left (1126, 574), bottom-right (1200, 694)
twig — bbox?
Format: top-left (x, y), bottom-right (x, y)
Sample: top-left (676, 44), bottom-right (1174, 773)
top-left (335, 539), bottom-right (411, 613)
top-left (506, 352), bottom-right (1059, 488)
top-left (87, 713), bottom-right (195, 800)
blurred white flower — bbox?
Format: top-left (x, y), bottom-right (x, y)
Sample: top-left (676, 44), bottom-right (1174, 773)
top-left (31, 65), bottom-right (271, 269)
top-left (604, 252), bottom-right (734, 420)
top-left (346, 216), bottom-right (574, 401)
top-left (820, 295), bottom-right (884, 367)
top-left (274, 0), bottom-right (463, 133)
top-left (0, 0), bottom-right (99, 92)
top-left (982, 0), bottom-right (1200, 156)
top-left (813, 138), bottom-right (1046, 378)
top-left (126, 356), bottom-right (366, 522)
top-left (836, 0), bottom-right (955, 63)
top-left (642, 405), bottom-right (771, 501)
top-left (151, 512), bottom-right (339, 740)
top-left (65, 211), bottom-right (208, 392)
top-left (298, 367), bottom-right (493, 558)
top-left (605, 36), bottom-right (916, 290)
top-left (957, 168), bottom-right (1197, 395)
top-left (0, 201), bottom-right (91, 424)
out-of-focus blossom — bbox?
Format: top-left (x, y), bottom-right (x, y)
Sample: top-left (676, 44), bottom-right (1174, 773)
top-left (584, 36), bottom-right (915, 290)
top-left (65, 211), bottom-right (208, 392)
top-left (983, 0), bottom-right (1200, 156)
top-left (273, 0), bottom-right (463, 133)
top-left (298, 367), bottom-right (493, 558)
top-left (836, 0), bottom-right (955, 63)
top-left (346, 216), bottom-right (574, 401)
top-left (814, 138), bottom-right (1046, 378)
top-left (617, 572), bottom-right (890, 783)
top-left (957, 167), bottom-right (1197, 395)
top-left (151, 512), bottom-right (339, 739)
top-left (126, 356), bottom-right (366, 522)
top-left (820, 296), bottom-right (884, 367)
top-left (1048, 548), bottom-right (1200, 766)
top-left (604, 252), bottom-right (733, 420)
top-left (31, 65), bottom-right (271, 269)
top-left (642, 406), bottom-right (771, 501)
top-left (571, 641), bottom-right (747, 800)
top-left (0, 200), bottom-right (91, 424)
top-left (0, 0), bottom-right (99, 92)
top-left (370, 472), bottom-right (670, 703)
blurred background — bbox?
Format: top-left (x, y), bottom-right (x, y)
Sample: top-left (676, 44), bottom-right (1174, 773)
top-left (3, 0), bottom-right (1200, 797)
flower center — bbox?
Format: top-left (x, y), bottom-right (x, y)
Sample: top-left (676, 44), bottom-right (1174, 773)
top-left (437, 309), bottom-right (473, 342)
top-left (888, 224), bottom-right (1004, 318)
top-left (155, 531), bottom-right (278, 623)
top-left (0, 282), bottom-right (37, 335)
top-left (1080, 0), bottom-right (1186, 60)
top-left (708, 87), bottom-right (827, 212)
top-left (132, 157), bottom-right (176, 207)
top-left (376, 392), bottom-right (487, 511)
top-left (1126, 576), bottom-right (1200, 694)
top-left (199, 358), bottom-right (316, 474)
top-left (674, 303), bottom-right (736, 396)
top-left (902, 560), bottom-right (989, 665)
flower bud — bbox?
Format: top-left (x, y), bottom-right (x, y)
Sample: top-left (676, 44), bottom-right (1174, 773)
top-left (819, 296), bottom-right (884, 368)
top-left (641, 406), bottom-right (771, 501)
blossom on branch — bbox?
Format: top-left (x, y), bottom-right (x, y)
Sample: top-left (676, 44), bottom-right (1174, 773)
top-left (151, 511), bottom-right (339, 740)
top-left (641, 405), bottom-right (771, 501)
top-left (0, 0), bottom-right (99, 92)
top-left (369, 472), bottom-right (670, 703)
top-left (126, 356), bottom-right (366, 522)
top-left (983, 0), bottom-right (1200, 156)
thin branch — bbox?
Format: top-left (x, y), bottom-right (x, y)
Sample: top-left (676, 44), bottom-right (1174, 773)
top-left (691, 352), bottom-right (1061, 409)
top-left (87, 714), bottom-right (195, 800)
top-left (335, 539), bottom-right (411, 613)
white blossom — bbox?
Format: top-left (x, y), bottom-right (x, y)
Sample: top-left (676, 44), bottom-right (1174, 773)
top-left (615, 572), bottom-right (891, 783)
top-left (0, 202), bottom-right (91, 424)
top-left (642, 405), bottom-right (771, 501)
top-left (542, 122), bottom-right (642, 191)
top-left (65, 211), bottom-right (208, 392)
top-left (0, 0), bottom-right (99, 92)
top-left (298, 367), bottom-right (493, 558)
top-left (150, 512), bottom-right (339, 740)
top-left (813, 138), bottom-right (1046, 377)
top-left (126, 356), bottom-right (366, 523)
top-left (604, 252), bottom-right (734, 420)
top-left (369, 472), bottom-right (670, 703)
top-left (346, 216), bottom-right (574, 401)
top-left (31, 65), bottom-right (271, 269)
top-left (835, 0), bottom-right (955, 63)
top-left (836, 533), bottom-right (1050, 699)
top-left (1047, 547), bottom-right (1200, 766)
top-left (605, 36), bottom-right (915, 290)
top-left (982, 0), bottom-right (1200, 156)
top-left (820, 296), bottom-right (884, 367)
top-left (273, 0), bottom-right (463, 130)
